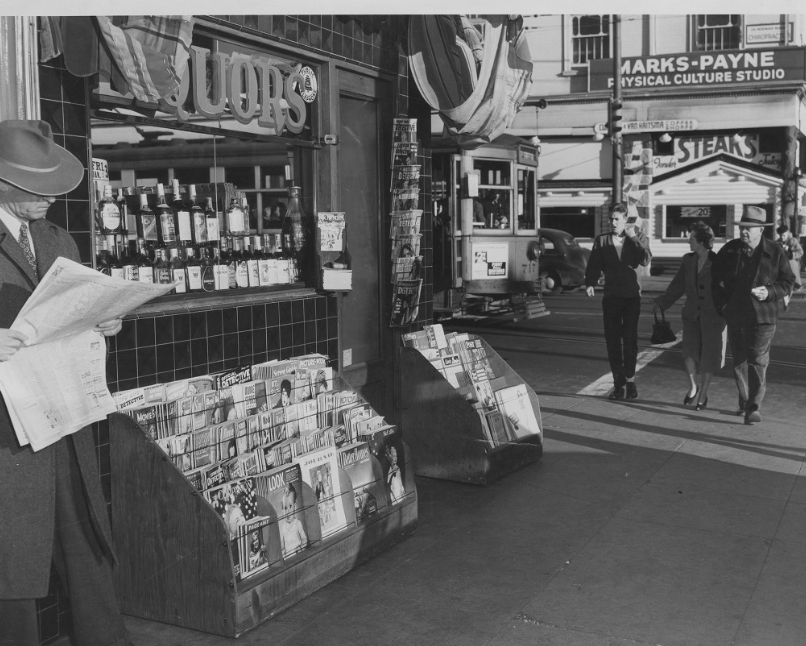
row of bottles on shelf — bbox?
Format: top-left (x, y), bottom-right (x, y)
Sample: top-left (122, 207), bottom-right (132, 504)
top-left (96, 180), bottom-right (310, 281)
top-left (96, 231), bottom-right (302, 294)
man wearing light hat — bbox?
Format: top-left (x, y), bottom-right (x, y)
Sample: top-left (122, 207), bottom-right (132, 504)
top-left (0, 120), bottom-right (131, 645)
top-left (712, 205), bottom-right (795, 425)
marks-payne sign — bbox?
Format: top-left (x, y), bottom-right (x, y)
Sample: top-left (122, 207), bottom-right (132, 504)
top-left (589, 47), bottom-right (806, 91)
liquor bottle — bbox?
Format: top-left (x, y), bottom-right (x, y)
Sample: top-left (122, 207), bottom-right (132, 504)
top-left (282, 185), bottom-right (309, 280)
top-left (106, 234), bottom-right (124, 280)
top-left (265, 233), bottom-right (280, 286)
top-left (225, 196), bottom-right (246, 236)
top-left (233, 237), bottom-right (250, 289)
top-left (185, 247), bottom-right (203, 292)
top-left (245, 235), bottom-right (260, 287)
top-left (169, 247), bottom-right (187, 294)
top-left (120, 240), bottom-right (139, 281)
top-left (257, 234), bottom-right (271, 286)
top-left (241, 196), bottom-right (253, 231)
top-left (188, 185), bottom-right (208, 246)
top-left (119, 189), bottom-right (137, 244)
top-left (212, 246), bottom-right (228, 291)
top-left (99, 185), bottom-right (122, 235)
top-left (173, 179), bottom-right (193, 247)
top-left (200, 247), bottom-right (216, 292)
top-left (137, 238), bottom-right (154, 283)
top-left (155, 183), bottom-right (177, 248)
top-left (224, 236), bottom-right (238, 289)
top-left (96, 235), bottom-right (111, 275)
top-left (153, 248), bottom-right (172, 286)
top-left (205, 197), bottom-right (220, 247)
top-left (276, 234), bottom-right (291, 285)
top-left (138, 193), bottom-right (159, 252)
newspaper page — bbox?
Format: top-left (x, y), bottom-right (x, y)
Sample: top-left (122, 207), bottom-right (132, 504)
top-left (0, 257), bottom-right (175, 451)
top-left (12, 256), bottom-right (176, 345)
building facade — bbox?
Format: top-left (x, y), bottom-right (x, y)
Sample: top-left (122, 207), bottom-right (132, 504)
top-left (514, 14), bottom-right (806, 262)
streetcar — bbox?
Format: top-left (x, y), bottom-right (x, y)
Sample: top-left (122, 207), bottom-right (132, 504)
top-left (432, 136), bottom-right (548, 320)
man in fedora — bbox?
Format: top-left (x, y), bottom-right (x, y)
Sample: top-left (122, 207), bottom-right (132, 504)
top-left (0, 120), bottom-right (131, 645)
top-left (712, 205), bottom-right (795, 425)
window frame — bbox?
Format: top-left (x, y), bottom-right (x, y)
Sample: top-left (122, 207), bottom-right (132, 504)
top-left (563, 14), bottom-right (612, 75)
top-left (692, 15), bottom-right (743, 52)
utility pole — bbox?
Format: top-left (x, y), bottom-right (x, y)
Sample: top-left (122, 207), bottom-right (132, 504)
top-left (611, 14), bottom-right (623, 206)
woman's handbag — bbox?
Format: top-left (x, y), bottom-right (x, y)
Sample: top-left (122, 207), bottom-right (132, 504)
top-left (651, 306), bottom-right (677, 345)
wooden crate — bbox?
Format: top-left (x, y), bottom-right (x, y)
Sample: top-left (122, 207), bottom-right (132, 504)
top-left (109, 413), bottom-right (418, 637)
top-left (399, 339), bottom-right (543, 485)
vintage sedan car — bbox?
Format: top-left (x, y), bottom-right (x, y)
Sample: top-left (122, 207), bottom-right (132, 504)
top-left (534, 228), bottom-right (591, 294)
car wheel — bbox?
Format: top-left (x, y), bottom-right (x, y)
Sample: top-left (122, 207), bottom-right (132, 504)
top-left (540, 271), bottom-right (563, 295)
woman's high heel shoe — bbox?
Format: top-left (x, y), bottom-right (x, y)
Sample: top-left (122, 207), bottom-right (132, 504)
top-left (684, 389), bottom-right (698, 405)
top-left (695, 397), bottom-right (708, 411)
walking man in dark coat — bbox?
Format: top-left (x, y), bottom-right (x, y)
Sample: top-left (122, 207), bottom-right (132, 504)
top-left (711, 205), bottom-right (795, 425)
top-left (0, 120), bottom-right (131, 645)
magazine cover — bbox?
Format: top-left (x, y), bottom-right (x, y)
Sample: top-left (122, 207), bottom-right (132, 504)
top-left (254, 463), bottom-right (309, 559)
top-left (170, 432), bottom-right (193, 472)
top-left (472, 378), bottom-right (496, 409)
top-left (390, 190), bottom-right (420, 212)
top-left (360, 426), bottom-right (406, 506)
top-left (390, 165), bottom-right (421, 191)
top-left (393, 255), bottom-right (423, 282)
top-left (191, 426), bottom-right (217, 469)
top-left (233, 380), bottom-right (270, 418)
top-left (294, 447), bottom-right (348, 539)
top-left (338, 441), bottom-right (380, 522)
top-left (392, 117), bottom-right (417, 143)
top-left (214, 365), bottom-right (253, 390)
top-left (389, 209), bottom-right (423, 237)
top-left (390, 234), bottom-right (422, 263)
top-left (235, 516), bottom-right (273, 580)
top-left (205, 477), bottom-right (260, 539)
top-left (132, 406), bottom-right (158, 440)
top-left (390, 279), bottom-right (422, 327)
top-left (391, 142), bottom-right (418, 167)
top-left (458, 338), bottom-right (496, 383)
top-left (494, 384), bottom-right (541, 439)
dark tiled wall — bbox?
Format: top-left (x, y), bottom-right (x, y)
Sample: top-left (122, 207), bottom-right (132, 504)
top-left (107, 295), bottom-right (338, 392)
top-left (38, 56), bottom-right (94, 265)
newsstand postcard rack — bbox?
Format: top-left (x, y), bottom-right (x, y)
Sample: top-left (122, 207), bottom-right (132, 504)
top-left (400, 330), bottom-right (543, 485)
top-left (109, 375), bottom-right (417, 638)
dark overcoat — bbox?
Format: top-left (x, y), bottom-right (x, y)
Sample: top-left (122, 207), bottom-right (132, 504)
top-left (0, 217), bottom-right (114, 599)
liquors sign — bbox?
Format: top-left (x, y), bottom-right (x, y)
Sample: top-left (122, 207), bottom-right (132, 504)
top-left (590, 48), bottom-right (806, 91)
top-left (653, 133), bottom-right (781, 174)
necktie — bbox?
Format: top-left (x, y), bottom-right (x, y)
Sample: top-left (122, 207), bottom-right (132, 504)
top-left (18, 223), bottom-right (37, 271)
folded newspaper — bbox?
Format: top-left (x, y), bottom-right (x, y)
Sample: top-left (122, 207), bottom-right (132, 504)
top-left (0, 257), bottom-right (176, 451)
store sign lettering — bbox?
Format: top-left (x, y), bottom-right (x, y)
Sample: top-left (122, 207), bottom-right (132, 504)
top-left (589, 48), bottom-right (805, 91)
top-left (161, 46), bottom-right (309, 134)
top-left (653, 134), bottom-right (781, 174)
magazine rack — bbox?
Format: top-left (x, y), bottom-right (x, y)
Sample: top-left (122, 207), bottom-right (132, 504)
top-left (400, 338), bottom-right (543, 485)
top-left (109, 413), bottom-right (417, 637)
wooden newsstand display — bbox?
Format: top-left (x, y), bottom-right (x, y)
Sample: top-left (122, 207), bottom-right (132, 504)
top-left (109, 405), bottom-right (417, 637)
top-left (400, 337), bottom-right (543, 485)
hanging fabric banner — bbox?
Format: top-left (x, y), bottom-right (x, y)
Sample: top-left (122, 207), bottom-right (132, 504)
top-left (407, 15), bottom-right (533, 149)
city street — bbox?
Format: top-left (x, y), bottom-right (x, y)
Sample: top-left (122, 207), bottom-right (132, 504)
top-left (127, 286), bottom-right (806, 646)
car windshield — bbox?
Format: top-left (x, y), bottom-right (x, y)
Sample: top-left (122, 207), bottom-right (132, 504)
top-left (562, 233), bottom-right (577, 247)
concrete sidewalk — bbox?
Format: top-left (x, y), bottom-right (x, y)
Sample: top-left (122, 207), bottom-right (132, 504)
top-left (126, 306), bottom-right (806, 646)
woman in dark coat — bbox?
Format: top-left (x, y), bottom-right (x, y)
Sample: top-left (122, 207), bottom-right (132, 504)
top-left (654, 222), bottom-right (726, 410)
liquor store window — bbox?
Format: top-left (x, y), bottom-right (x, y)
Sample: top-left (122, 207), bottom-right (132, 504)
top-left (88, 31), bottom-right (320, 295)
top-left (664, 205), bottom-right (727, 239)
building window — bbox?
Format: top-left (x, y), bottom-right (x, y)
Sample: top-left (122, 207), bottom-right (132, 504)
top-left (539, 207), bottom-right (596, 238)
top-left (665, 205), bottom-right (727, 239)
top-left (571, 15), bottom-right (610, 66)
top-left (695, 15), bottom-right (741, 51)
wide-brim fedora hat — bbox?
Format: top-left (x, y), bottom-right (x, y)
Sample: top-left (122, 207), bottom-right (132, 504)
top-left (736, 205), bottom-right (774, 227)
top-left (0, 120), bottom-right (84, 196)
